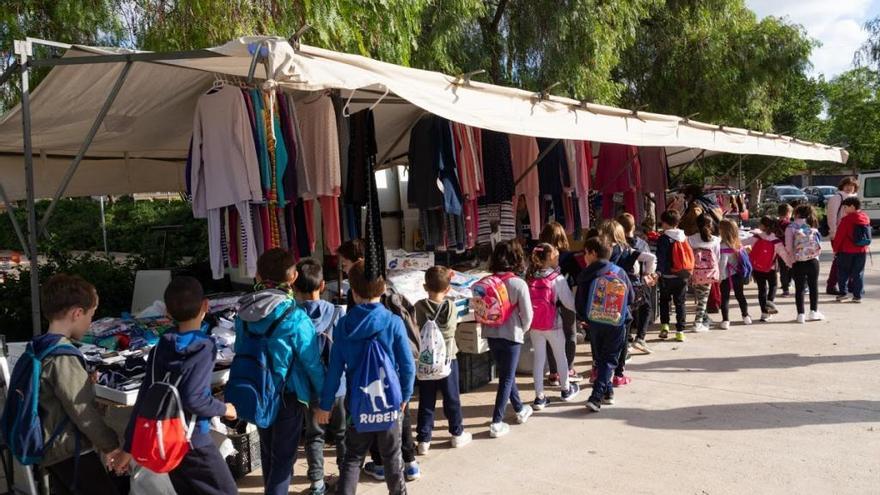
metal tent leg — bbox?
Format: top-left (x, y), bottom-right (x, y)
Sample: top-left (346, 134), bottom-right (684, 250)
top-left (0, 182), bottom-right (30, 259)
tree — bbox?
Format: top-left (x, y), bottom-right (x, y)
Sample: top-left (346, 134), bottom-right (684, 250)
top-left (824, 68), bottom-right (880, 172)
top-left (856, 16), bottom-right (880, 71)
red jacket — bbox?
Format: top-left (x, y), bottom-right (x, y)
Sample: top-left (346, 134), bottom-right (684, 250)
top-left (832, 210), bottom-right (870, 254)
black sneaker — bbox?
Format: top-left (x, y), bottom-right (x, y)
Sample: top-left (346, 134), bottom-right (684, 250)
top-left (586, 399), bottom-right (601, 412)
top-left (533, 395), bottom-right (549, 411)
top-left (561, 382), bottom-right (581, 402)
top-left (602, 392), bottom-right (615, 405)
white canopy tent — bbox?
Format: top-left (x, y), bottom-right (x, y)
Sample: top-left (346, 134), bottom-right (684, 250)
top-left (0, 36), bottom-right (848, 334)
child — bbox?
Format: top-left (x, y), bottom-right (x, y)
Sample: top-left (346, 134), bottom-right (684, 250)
top-left (414, 266), bottom-right (473, 454)
top-left (687, 213), bottom-right (721, 333)
top-left (28, 275), bottom-right (129, 495)
top-left (125, 276), bottom-right (238, 495)
top-left (316, 261), bottom-right (416, 495)
top-left (832, 197), bottom-right (870, 303)
top-left (746, 217), bottom-right (793, 322)
top-left (338, 239), bottom-right (366, 308)
top-left (826, 177), bottom-right (859, 295)
top-left (294, 258), bottom-right (346, 495)
top-left (785, 205), bottom-right (825, 323)
top-left (538, 221), bottom-right (581, 384)
top-left (575, 238), bottom-right (634, 412)
top-left (717, 219), bottom-right (752, 328)
top-left (526, 244), bottom-right (581, 410)
top-left (616, 213), bottom-right (657, 354)
top-left (478, 240), bottom-right (534, 438)
top-left (234, 248), bottom-right (326, 495)
top-left (655, 210), bottom-right (690, 342)
top-left (776, 204), bottom-right (794, 296)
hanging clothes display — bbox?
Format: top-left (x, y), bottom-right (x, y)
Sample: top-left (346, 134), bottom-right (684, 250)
top-left (509, 134), bottom-right (541, 239)
top-left (354, 108), bottom-right (386, 280)
top-left (536, 138), bottom-right (571, 228)
top-left (638, 147), bottom-right (669, 216)
top-left (595, 144), bottom-right (642, 222)
top-left (451, 123), bottom-right (483, 249)
top-left (476, 130), bottom-right (516, 244)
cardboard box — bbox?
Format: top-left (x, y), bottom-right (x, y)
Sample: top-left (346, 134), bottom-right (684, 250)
top-left (456, 322), bottom-right (489, 354)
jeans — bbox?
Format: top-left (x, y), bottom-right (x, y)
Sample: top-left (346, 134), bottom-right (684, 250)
top-left (721, 274), bottom-right (750, 320)
top-left (547, 307), bottom-right (577, 374)
top-left (305, 396), bottom-right (347, 483)
top-left (258, 393), bottom-right (304, 495)
top-left (487, 337), bottom-right (524, 424)
top-left (659, 277), bottom-right (688, 331)
top-left (339, 418), bottom-right (406, 495)
top-left (416, 359), bottom-right (464, 442)
top-left (47, 452), bottom-right (119, 495)
top-left (169, 445), bottom-right (238, 495)
top-left (752, 271), bottom-right (777, 314)
top-left (530, 329), bottom-right (569, 396)
top-left (792, 259), bottom-right (820, 314)
top-left (837, 252), bottom-right (867, 298)
top-left (370, 403), bottom-right (415, 464)
top-left (589, 324), bottom-right (627, 402)
top-left (692, 283), bottom-right (711, 325)
top-left (778, 258), bottom-right (791, 292)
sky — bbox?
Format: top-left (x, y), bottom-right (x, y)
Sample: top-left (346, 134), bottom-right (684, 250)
top-left (747, 0), bottom-right (880, 79)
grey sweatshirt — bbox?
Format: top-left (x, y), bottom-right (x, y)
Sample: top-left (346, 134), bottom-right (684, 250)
top-left (480, 275), bottom-right (534, 344)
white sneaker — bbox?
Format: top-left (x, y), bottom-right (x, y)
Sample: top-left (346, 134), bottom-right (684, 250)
top-left (809, 310), bottom-right (825, 321)
top-left (760, 313), bottom-right (773, 322)
top-left (489, 422), bottom-right (510, 438)
top-left (451, 431), bottom-right (472, 448)
top-left (693, 323), bottom-right (709, 333)
top-left (719, 321), bottom-right (730, 330)
top-left (417, 441), bottom-right (430, 456)
top-left (743, 316), bottom-right (753, 325)
top-left (515, 405), bottom-right (533, 424)
top-left (796, 313), bottom-right (806, 324)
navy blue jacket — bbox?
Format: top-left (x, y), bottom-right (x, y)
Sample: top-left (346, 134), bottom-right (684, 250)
top-left (124, 329), bottom-right (225, 451)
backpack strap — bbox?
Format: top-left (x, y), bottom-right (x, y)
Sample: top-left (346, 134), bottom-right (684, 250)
top-left (242, 301), bottom-right (298, 338)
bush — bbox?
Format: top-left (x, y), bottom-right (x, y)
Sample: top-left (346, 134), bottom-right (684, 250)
top-left (0, 253), bottom-right (146, 342)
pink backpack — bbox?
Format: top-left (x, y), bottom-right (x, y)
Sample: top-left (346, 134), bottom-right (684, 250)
top-left (691, 247), bottom-right (720, 285)
top-left (527, 269), bottom-right (560, 331)
top-left (471, 273), bottom-right (517, 327)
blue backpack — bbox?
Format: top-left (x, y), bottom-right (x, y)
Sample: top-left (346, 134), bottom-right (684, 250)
top-left (853, 224), bottom-right (872, 247)
top-left (349, 337), bottom-right (403, 433)
top-left (225, 304), bottom-right (296, 429)
top-left (1, 340), bottom-right (85, 465)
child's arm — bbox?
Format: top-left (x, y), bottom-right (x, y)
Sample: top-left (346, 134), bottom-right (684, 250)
top-left (775, 242), bottom-right (794, 268)
top-left (637, 251), bottom-right (657, 275)
top-left (291, 314), bottom-right (325, 399)
top-left (574, 274), bottom-right (591, 321)
top-left (554, 276), bottom-right (576, 313)
top-left (319, 321), bottom-right (345, 412)
top-left (441, 300), bottom-right (459, 343)
top-left (512, 278), bottom-right (534, 331)
top-left (392, 318), bottom-right (416, 404)
top-left (785, 225), bottom-right (795, 257)
top-left (178, 343), bottom-right (228, 419)
top-left (46, 356), bottom-right (119, 454)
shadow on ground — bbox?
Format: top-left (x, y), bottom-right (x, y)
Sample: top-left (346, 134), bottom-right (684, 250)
top-left (628, 353), bottom-right (880, 373)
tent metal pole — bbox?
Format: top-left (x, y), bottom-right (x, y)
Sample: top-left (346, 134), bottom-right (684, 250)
top-left (0, 182), bottom-right (30, 259)
top-left (39, 61), bottom-right (132, 234)
top-left (514, 139), bottom-right (559, 187)
top-left (29, 50), bottom-right (224, 68)
top-left (0, 61), bottom-right (20, 88)
top-left (15, 40), bottom-right (41, 336)
top-left (377, 112), bottom-right (427, 167)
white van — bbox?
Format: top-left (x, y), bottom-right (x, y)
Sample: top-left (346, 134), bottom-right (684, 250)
top-left (858, 170), bottom-right (880, 229)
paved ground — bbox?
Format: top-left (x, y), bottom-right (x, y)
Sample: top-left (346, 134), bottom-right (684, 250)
top-left (240, 240), bottom-right (880, 494)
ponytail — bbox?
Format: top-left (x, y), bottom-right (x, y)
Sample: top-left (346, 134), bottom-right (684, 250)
top-left (696, 213), bottom-right (713, 242)
top-left (527, 243), bottom-right (558, 280)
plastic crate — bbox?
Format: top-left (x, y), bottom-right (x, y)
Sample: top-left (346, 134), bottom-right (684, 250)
top-left (457, 351), bottom-right (495, 393)
top-left (226, 423), bottom-right (261, 479)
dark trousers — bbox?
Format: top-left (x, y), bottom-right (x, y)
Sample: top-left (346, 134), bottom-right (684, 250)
top-left (168, 444), bottom-right (238, 495)
top-left (792, 259), bottom-right (820, 314)
top-left (305, 396), bottom-right (347, 483)
top-left (615, 299), bottom-right (650, 376)
top-left (340, 419), bottom-right (407, 495)
top-left (369, 403), bottom-right (415, 465)
top-left (258, 393), bottom-right (305, 495)
top-left (778, 258), bottom-right (791, 292)
top-left (487, 337), bottom-right (523, 424)
top-left (589, 324), bottom-right (627, 402)
top-left (752, 271), bottom-right (777, 314)
top-left (721, 274), bottom-right (750, 320)
top-left (47, 452), bottom-right (119, 495)
top-left (548, 307), bottom-right (577, 374)
top-left (827, 255), bottom-right (839, 292)
top-left (837, 252), bottom-right (867, 298)
top-left (659, 277), bottom-right (688, 331)
top-left (416, 359), bottom-right (464, 442)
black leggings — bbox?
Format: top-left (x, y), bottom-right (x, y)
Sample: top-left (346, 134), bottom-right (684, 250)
top-left (752, 270), bottom-right (777, 314)
top-left (720, 275), bottom-right (749, 321)
top-left (791, 259), bottom-right (820, 314)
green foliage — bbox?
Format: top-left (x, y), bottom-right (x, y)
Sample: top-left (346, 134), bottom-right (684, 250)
top-left (824, 68), bottom-right (880, 170)
top-left (0, 253), bottom-right (145, 342)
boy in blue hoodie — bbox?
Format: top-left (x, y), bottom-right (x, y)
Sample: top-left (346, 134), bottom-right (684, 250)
top-left (575, 238), bottom-right (635, 413)
top-left (316, 261), bottom-right (416, 495)
top-left (124, 276), bottom-right (238, 495)
top-left (233, 248), bottom-right (325, 495)
top-left (295, 258), bottom-right (346, 495)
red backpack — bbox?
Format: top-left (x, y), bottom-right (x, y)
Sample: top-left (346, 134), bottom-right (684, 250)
top-left (749, 238), bottom-right (779, 273)
top-left (472, 273), bottom-right (517, 327)
top-left (671, 240), bottom-right (695, 276)
top-left (129, 351), bottom-right (195, 473)
top-left (528, 270), bottom-right (560, 331)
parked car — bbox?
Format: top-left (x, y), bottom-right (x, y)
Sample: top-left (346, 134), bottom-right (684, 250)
top-left (858, 170), bottom-right (880, 229)
top-left (803, 185), bottom-right (837, 206)
top-left (761, 185), bottom-right (808, 208)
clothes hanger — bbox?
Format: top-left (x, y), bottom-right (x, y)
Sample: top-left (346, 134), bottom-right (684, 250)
top-left (368, 86), bottom-right (390, 112)
top-left (342, 88), bottom-right (358, 118)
